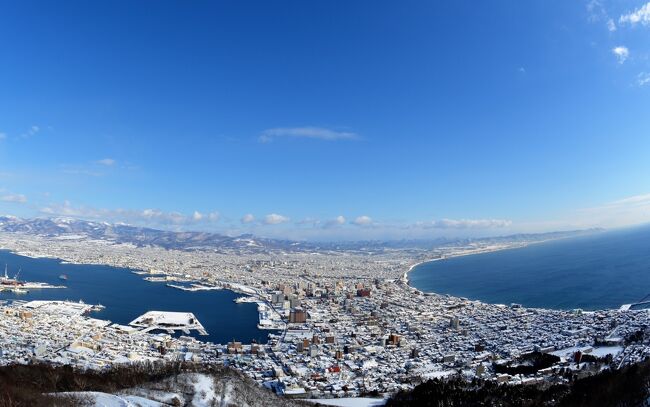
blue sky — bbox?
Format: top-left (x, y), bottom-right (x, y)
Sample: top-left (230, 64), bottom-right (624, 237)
top-left (1, 0), bottom-right (650, 240)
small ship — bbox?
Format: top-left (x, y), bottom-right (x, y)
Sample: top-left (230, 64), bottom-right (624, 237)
top-left (0, 265), bottom-right (66, 291)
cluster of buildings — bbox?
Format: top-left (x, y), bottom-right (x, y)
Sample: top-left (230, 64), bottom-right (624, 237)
top-left (0, 300), bottom-right (217, 368)
top-left (0, 232), bottom-right (649, 400)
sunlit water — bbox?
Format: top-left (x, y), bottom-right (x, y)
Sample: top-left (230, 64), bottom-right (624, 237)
top-left (409, 225), bottom-right (650, 310)
top-left (0, 250), bottom-right (268, 344)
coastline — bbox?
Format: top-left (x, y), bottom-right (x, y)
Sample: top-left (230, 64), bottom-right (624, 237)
top-left (401, 236), bottom-right (599, 308)
top-left (0, 246), bottom-right (276, 342)
top-left (402, 241), bottom-right (534, 288)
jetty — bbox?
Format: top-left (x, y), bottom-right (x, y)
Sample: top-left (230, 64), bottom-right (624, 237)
top-left (620, 293), bottom-right (650, 311)
top-left (129, 311), bottom-right (208, 335)
top-left (166, 283), bottom-right (222, 292)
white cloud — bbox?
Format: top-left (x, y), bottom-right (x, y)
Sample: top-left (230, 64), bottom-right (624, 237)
top-left (324, 215), bottom-right (346, 228)
top-left (259, 127), bottom-right (359, 143)
top-left (612, 46), bottom-right (629, 64)
top-left (637, 72), bottom-right (650, 86)
top-left (241, 214), bottom-right (255, 224)
top-left (620, 2), bottom-right (650, 26)
top-left (420, 218), bottom-right (512, 229)
top-left (96, 158), bottom-right (116, 166)
top-left (191, 211), bottom-right (220, 222)
top-left (351, 215), bottom-right (373, 226)
top-left (139, 208), bottom-right (185, 224)
top-left (192, 211), bottom-right (221, 222)
top-left (0, 133), bottom-right (6, 141)
top-left (39, 201), bottom-right (222, 228)
top-left (0, 194), bottom-right (27, 204)
top-left (264, 213), bottom-right (290, 225)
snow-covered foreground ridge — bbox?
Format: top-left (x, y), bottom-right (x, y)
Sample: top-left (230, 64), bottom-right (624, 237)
top-left (55, 372), bottom-right (308, 407)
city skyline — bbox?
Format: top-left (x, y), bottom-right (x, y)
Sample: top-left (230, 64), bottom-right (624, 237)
top-left (2, 0), bottom-right (650, 240)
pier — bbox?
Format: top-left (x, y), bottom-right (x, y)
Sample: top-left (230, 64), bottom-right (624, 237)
top-left (166, 283), bottom-right (222, 292)
top-left (129, 311), bottom-right (208, 335)
top-left (620, 293), bottom-right (650, 311)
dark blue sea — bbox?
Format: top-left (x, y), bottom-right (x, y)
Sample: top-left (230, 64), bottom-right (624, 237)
top-left (409, 224), bottom-right (650, 310)
top-left (0, 250), bottom-right (268, 344)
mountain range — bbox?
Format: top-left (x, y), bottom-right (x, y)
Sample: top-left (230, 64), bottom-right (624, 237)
top-left (0, 215), bottom-right (603, 254)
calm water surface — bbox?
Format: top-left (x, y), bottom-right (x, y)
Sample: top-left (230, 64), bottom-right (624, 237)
top-left (409, 225), bottom-right (650, 310)
top-left (0, 250), bottom-right (268, 344)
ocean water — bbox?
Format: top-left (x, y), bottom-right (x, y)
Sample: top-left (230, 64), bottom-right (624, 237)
top-left (0, 250), bottom-right (269, 344)
top-left (409, 224), bottom-right (650, 310)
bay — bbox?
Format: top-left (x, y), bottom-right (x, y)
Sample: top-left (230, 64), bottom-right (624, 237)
top-left (0, 250), bottom-right (268, 344)
top-left (409, 225), bottom-right (650, 310)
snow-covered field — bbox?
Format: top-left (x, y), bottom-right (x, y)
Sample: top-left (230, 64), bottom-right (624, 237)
top-left (551, 346), bottom-right (624, 360)
top-left (306, 397), bottom-right (386, 407)
top-left (59, 392), bottom-right (164, 407)
top-left (55, 372), bottom-right (306, 407)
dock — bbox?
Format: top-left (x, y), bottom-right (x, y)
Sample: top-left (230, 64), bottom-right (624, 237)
top-left (129, 311), bottom-right (208, 335)
top-left (166, 283), bottom-right (222, 292)
top-left (620, 293), bottom-right (650, 311)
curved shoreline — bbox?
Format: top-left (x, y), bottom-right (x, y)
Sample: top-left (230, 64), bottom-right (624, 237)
top-left (403, 241), bottom-right (534, 289)
top-left (0, 248), bottom-right (270, 344)
top-left (401, 238), bottom-right (634, 311)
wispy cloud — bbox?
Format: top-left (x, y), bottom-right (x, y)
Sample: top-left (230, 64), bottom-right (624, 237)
top-left (587, 0), bottom-right (616, 31)
top-left (417, 218), bottom-right (512, 229)
top-left (637, 72), bottom-right (650, 86)
top-left (596, 193), bottom-right (650, 209)
top-left (263, 213), bottom-right (290, 225)
top-left (612, 46), bottom-right (629, 64)
top-left (61, 168), bottom-right (104, 177)
top-left (607, 18), bottom-right (617, 31)
top-left (20, 125), bottom-right (40, 139)
top-left (259, 127), bottom-right (359, 143)
top-left (95, 158), bottom-right (116, 166)
top-left (577, 192), bottom-right (650, 228)
top-left (60, 159), bottom-right (121, 177)
top-left (587, 0), bottom-right (605, 22)
top-left (295, 217), bottom-right (321, 226)
top-left (0, 194), bottom-right (27, 204)
top-left (619, 2), bottom-right (650, 26)
top-left (0, 133), bottom-right (6, 141)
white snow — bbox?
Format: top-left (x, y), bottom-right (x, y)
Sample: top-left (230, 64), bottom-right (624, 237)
top-left (590, 346), bottom-right (624, 357)
top-left (551, 345), bottom-right (623, 359)
top-left (58, 391), bottom-right (165, 407)
top-left (54, 234), bottom-right (87, 240)
top-left (130, 311), bottom-right (197, 326)
top-left (189, 373), bottom-right (217, 407)
top-left (306, 398), bottom-right (386, 407)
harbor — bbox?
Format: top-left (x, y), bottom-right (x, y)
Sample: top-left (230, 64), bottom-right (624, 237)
top-left (0, 250), bottom-right (271, 345)
top-left (129, 311), bottom-right (208, 336)
top-left (0, 265), bottom-right (66, 293)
